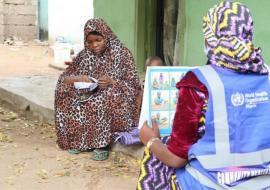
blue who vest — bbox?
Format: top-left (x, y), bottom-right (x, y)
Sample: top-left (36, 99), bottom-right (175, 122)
top-left (176, 65), bottom-right (270, 190)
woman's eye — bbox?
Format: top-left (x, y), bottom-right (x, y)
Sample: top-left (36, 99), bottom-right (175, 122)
top-left (87, 42), bottom-right (92, 46)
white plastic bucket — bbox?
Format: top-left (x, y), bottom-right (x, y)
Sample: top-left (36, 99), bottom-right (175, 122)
top-left (52, 43), bottom-right (72, 67)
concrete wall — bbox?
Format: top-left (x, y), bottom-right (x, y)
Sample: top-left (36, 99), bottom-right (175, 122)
top-left (94, 0), bottom-right (136, 56)
top-left (93, 0), bottom-right (270, 70)
top-left (0, 0), bottom-right (37, 43)
top-left (48, 0), bottom-right (93, 44)
top-left (94, 0), bottom-right (156, 73)
top-left (0, 0), bottom-right (4, 42)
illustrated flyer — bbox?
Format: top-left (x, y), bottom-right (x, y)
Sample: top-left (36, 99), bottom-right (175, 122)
top-left (139, 66), bottom-right (195, 136)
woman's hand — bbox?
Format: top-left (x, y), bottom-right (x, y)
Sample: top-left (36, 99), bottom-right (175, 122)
top-left (139, 117), bottom-right (160, 145)
top-left (80, 75), bottom-right (92, 82)
top-left (63, 75), bottom-right (91, 84)
top-left (98, 76), bottom-right (115, 89)
top-left (140, 117), bottom-right (187, 168)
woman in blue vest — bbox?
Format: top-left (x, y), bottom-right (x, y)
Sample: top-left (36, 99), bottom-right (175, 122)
top-left (137, 1), bottom-right (270, 189)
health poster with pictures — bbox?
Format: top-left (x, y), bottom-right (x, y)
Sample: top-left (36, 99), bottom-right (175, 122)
top-left (138, 66), bottom-right (195, 136)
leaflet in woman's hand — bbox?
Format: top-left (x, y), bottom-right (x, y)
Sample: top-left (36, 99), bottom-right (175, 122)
top-left (74, 77), bottom-right (98, 91)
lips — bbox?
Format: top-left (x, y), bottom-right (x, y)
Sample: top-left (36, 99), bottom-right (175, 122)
top-left (93, 49), bottom-right (100, 53)
top-left (92, 48), bottom-right (105, 55)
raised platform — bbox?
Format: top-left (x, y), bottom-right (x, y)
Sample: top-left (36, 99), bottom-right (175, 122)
top-left (0, 75), bottom-right (144, 159)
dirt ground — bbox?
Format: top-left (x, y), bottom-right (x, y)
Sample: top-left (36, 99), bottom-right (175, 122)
top-left (0, 42), bottom-right (141, 189)
top-left (0, 105), bottom-right (140, 190)
top-left (0, 42), bottom-right (62, 79)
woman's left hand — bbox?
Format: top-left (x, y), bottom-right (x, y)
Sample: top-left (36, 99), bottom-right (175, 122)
top-left (139, 117), bottom-right (160, 145)
top-left (98, 76), bottom-right (115, 89)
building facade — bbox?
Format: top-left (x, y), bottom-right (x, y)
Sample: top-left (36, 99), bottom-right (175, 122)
top-left (0, 0), bottom-right (37, 43)
top-left (94, 0), bottom-right (270, 73)
top-left (0, 0), bottom-right (94, 44)
top-left (48, 0), bottom-right (93, 44)
top-left (1, 0), bottom-right (269, 72)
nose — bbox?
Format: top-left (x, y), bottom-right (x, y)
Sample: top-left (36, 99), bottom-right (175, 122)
top-left (92, 42), bottom-right (98, 48)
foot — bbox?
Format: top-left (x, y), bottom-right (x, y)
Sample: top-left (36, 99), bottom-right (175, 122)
top-left (91, 148), bottom-right (109, 161)
top-left (68, 149), bottom-right (80, 154)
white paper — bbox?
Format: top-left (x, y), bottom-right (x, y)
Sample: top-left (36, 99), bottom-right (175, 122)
top-left (74, 77), bottom-right (98, 91)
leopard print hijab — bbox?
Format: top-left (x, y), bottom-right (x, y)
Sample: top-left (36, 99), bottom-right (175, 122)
top-left (78, 17), bottom-right (123, 67)
top-left (83, 18), bottom-right (117, 49)
top-left (70, 18), bottom-right (133, 78)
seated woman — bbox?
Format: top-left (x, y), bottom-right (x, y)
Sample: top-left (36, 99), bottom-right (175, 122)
top-left (137, 1), bottom-right (270, 189)
top-left (55, 18), bottom-right (140, 161)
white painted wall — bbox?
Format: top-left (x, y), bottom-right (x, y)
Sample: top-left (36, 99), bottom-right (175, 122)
top-left (48, 0), bottom-right (93, 44)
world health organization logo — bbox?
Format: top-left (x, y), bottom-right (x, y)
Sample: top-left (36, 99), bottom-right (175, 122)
top-left (231, 92), bottom-right (245, 106)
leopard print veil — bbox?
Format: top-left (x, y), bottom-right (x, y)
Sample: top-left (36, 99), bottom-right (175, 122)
top-left (55, 18), bottom-right (140, 150)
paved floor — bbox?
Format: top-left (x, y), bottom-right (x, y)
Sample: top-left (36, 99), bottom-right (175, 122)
top-left (0, 43), bottom-right (61, 123)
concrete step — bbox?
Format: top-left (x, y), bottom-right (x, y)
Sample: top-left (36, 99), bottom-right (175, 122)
top-left (0, 76), bottom-right (144, 159)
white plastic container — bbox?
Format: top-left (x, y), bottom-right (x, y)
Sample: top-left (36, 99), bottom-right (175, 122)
top-left (72, 43), bottom-right (84, 56)
top-left (51, 42), bottom-right (72, 67)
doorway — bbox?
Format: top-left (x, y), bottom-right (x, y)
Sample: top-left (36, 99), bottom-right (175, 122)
top-left (155, 0), bottom-right (184, 66)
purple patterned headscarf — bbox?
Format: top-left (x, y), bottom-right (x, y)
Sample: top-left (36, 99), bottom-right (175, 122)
top-left (203, 1), bottom-right (268, 74)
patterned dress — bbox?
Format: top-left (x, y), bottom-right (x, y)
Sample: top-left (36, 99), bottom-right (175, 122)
top-left (137, 73), bottom-right (208, 190)
top-left (55, 18), bottom-right (140, 151)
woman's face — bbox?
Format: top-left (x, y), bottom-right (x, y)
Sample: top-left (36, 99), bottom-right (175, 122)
top-left (86, 34), bottom-right (106, 55)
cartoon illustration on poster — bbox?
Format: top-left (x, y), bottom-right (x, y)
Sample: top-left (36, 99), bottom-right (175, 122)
top-left (139, 66), bottom-right (195, 136)
top-left (151, 91), bottom-right (170, 110)
top-left (152, 111), bottom-right (169, 129)
top-left (170, 90), bottom-right (178, 109)
top-left (151, 72), bottom-right (170, 90)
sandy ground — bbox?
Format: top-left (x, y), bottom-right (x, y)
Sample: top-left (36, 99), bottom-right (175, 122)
top-left (0, 42), bottom-right (62, 79)
top-left (0, 43), bottom-right (141, 189)
top-left (0, 105), bottom-right (140, 190)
